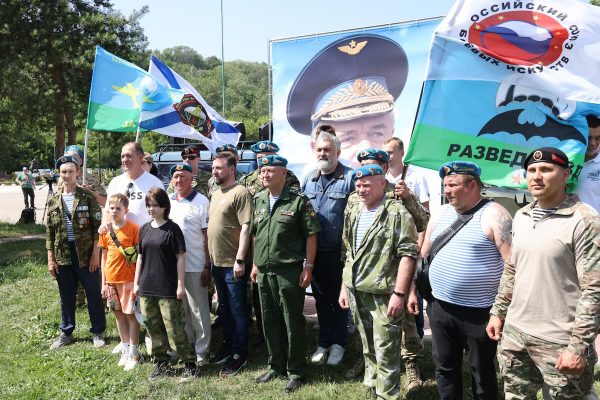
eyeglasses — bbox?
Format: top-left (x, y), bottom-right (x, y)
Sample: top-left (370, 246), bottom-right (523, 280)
top-left (182, 155), bottom-right (197, 161)
top-left (125, 182), bottom-right (133, 198)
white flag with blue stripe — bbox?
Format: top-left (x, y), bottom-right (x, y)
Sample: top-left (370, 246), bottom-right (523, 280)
top-left (139, 56), bottom-right (241, 153)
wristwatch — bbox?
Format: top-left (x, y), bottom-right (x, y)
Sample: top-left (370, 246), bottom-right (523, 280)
top-left (303, 262), bottom-right (314, 270)
top-left (392, 290), bottom-right (405, 297)
top-left (235, 259), bottom-right (244, 265)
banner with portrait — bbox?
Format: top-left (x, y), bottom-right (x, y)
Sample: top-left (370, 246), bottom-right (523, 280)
top-left (270, 18), bottom-right (442, 181)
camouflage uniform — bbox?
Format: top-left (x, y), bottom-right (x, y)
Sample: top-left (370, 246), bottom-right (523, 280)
top-left (140, 297), bottom-right (195, 363)
top-left (342, 197), bottom-right (418, 400)
top-left (239, 169), bottom-right (301, 196)
top-left (346, 181), bottom-right (429, 233)
top-left (251, 185), bottom-right (321, 380)
top-left (491, 195), bottom-right (600, 399)
top-left (45, 186), bottom-right (103, 267)
top-left (167, 169), bottom-right (212, 197)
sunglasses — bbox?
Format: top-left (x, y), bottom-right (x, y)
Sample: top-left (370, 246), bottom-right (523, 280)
top-left (125, 182), bottom-right (133, 198)
top-left (182, 155), bottom-right (197, 160)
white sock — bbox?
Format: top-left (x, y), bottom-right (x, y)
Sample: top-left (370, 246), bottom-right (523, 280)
top-left (122, 343), bottom-right (130, 354)
top-left (129, 344), bottom-right (139, 356)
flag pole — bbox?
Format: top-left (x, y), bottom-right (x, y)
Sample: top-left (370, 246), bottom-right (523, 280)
top-left (220, 0), bottom-right (226, 118)
top-left (83, 129), bottom-right (89, 185)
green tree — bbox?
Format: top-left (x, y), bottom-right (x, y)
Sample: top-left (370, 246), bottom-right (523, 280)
top-left (591, 0), bottom-right (600, 6)
top-left (0, 0), bottom-right (148, 171)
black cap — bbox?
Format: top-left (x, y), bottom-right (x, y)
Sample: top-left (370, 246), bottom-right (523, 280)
top-left (523, 147), bottom-right (570, 169)
top-left (287, 34), bottom-right (408, 134)
top-left (181, 144), bottom-right (200, 157)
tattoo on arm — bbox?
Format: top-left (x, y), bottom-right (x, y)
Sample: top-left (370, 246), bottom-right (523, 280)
top-left (496, 208), bottom-right (512, 247)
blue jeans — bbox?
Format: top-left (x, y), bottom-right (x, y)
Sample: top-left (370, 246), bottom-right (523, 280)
top-left (212, 266), bottom-right (250, 357)
top-left (55, 241), bottom-right (106, 336)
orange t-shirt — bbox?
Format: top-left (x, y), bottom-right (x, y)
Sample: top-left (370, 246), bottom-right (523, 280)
top-left (99, 220), bottom-right (139, 283)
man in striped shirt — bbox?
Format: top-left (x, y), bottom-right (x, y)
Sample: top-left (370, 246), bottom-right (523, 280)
top-left (420, 160), bottom-right (512, 400)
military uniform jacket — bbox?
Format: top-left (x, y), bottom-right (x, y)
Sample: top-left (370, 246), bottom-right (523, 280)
top-left (491, 194), bottom-right (600, 355)
top-left (342, 197), bottom-right (418, 294)
top-left (251, 186), bottom-right (321, 267)
top-left (239, 169), bottom-right (301, 196)
top-left (346, 181), bottom-right (429, 233)
top-left (45, 186), bottom-right (102, 268)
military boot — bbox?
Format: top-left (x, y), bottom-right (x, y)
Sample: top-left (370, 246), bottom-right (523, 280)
top-left (404, 360), bottom-right (421, 391)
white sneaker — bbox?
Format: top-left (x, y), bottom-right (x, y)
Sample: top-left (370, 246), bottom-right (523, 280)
top-left (310, 346), bottom-right (330, 363)
top-left (92, 334), bottom-right (106, 348)
top-left (327, 344), bottom-right (345, 366)
top-left (118, 352), bottom-right (129, 368)
top-left (124, 354), bottom-right (141, 371)
top-left (111, 342), bottom-right (123, 354)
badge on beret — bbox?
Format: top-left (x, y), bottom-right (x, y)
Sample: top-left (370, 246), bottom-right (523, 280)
top-left (184, 149), bottom-right (190, 155)
top-left (533, 151), bottom-right (543, 161)
top-left (360, 151), bottom-right (368, 158)
top-left (261, 158), bottom-right (269, 165)
top-left (176, 165), bottom-right (183, 171)
top-left (61, 157), bottom-right (67, 163)
top-left (355, 170), bottom-right (363, 178)
top-left (259, 143), bottom-right (266, 150)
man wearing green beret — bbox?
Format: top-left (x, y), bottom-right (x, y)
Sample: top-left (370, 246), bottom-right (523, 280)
top-left (167, 144), bottom-right (212, 197)
top-left (250, 155), bottom-right (320, 394)
top-left (339, 164), bottom-right (418, 400)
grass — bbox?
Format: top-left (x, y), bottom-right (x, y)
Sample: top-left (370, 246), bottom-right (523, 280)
top-left (0, 238), bottom-right (598, 399)
top-left (0, 222), bottom-right (46, 239)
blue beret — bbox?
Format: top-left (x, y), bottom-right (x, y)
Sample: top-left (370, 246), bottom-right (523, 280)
top-left (352, 164), bottom-right (384, 180)
top-left (356, 148), bottom-right (390, 164)
top-left (215, 144), bottom-right (237, 153)
top-left (258, 155), bottom-right (288, 167)
top-left (439, 161), bottom-right (481, 178)
top-left (250, 140), bottom-right (279, 154)
top-left (64, 145), bottom-right (84, 166)
top-left (170, 163), bottom-right (193, 176)
top-left (55, 155), bottom-right (78, 169)
top-left (523, 147), bottom-right (570, 169)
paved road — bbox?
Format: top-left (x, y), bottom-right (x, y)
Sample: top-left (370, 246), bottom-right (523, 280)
top-left (0, 184), bottom-right (50, 224)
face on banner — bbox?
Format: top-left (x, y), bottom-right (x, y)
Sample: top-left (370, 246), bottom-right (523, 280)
top-left (271, 20), bottom-right (440, 178)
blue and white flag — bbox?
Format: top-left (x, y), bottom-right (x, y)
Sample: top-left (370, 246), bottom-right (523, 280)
top-left (140, 56), bottom-right (240, 153)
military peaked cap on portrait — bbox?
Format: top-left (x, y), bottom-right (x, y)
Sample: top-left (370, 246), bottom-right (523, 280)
top-left (352, 164), bottom-right (384, 181)
top-left (64, 145), bottom-right (85, 167)
top-left (438, 161), bottom-right (482, 178)
top-left (181, 144), bottom-right (200, 157)
top-left (287, 34), bottom-right (409, 135)
top-left (523, 147), bottom-right (570, 169)
top-left (258, 155), bottom-right (288, 167)
top-left (250, 140), bottom-right (280, 154)
top-left (356, 148), bottom-right (390, 164)
top-left (170, 163), bottom-right (193, 176)
top-left (215, 144), bottom-right (237, 154)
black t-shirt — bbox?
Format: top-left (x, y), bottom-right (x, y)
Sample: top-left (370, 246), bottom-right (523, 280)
top-left (138, 219), bottom-right (186, 297)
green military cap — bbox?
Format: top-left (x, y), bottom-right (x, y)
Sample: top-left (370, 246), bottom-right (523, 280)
top-left (250, 140), bottom-right (280, 153)
top-left (55, 155), bottom-right (78, 169)
top-left (170, 163), bottom-right (193, 176)
top-left (353, 164), bottom-right (384, 180)
top-left (259, 155), bottom-right (288, 167)
top-left (438, 161), bottom-right (482, 178)
top-left (215, 144), bottom-right (237, 153)
top-left (357, 148), bottom-right (390, 164)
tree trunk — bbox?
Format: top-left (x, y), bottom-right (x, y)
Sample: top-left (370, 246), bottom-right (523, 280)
top-left (52, 65), bottom-right (66, 158)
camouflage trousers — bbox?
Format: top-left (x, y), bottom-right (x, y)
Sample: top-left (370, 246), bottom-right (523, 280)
top-left (401, 312), bottom-right (422, 363)
top-left (499, 323), bottom-right (598, 399)
top-left (348, 289), bottom-right (404, 400)
top-left (140, 296), bottom-right (195, 363)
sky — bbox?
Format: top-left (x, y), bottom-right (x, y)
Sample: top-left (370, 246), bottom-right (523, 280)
top-left (110, 0), bottom-right (457, 63)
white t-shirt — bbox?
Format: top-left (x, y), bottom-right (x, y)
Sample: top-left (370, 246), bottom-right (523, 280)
top-left (170, 191), bottom-right (210, 272)
top-left (576, 152), bottom-right (600, 213)
top-left (386, 166), bottom-right (430, 203)
top-left (105, 171), bottom-right (163, 226)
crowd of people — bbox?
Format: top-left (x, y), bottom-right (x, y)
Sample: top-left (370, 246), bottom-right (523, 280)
top-left (43, 119), bottom-right (600, 399)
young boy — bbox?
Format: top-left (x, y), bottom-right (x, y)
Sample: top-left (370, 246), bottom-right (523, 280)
top-left (99, 193), bottom-right (141, 370)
